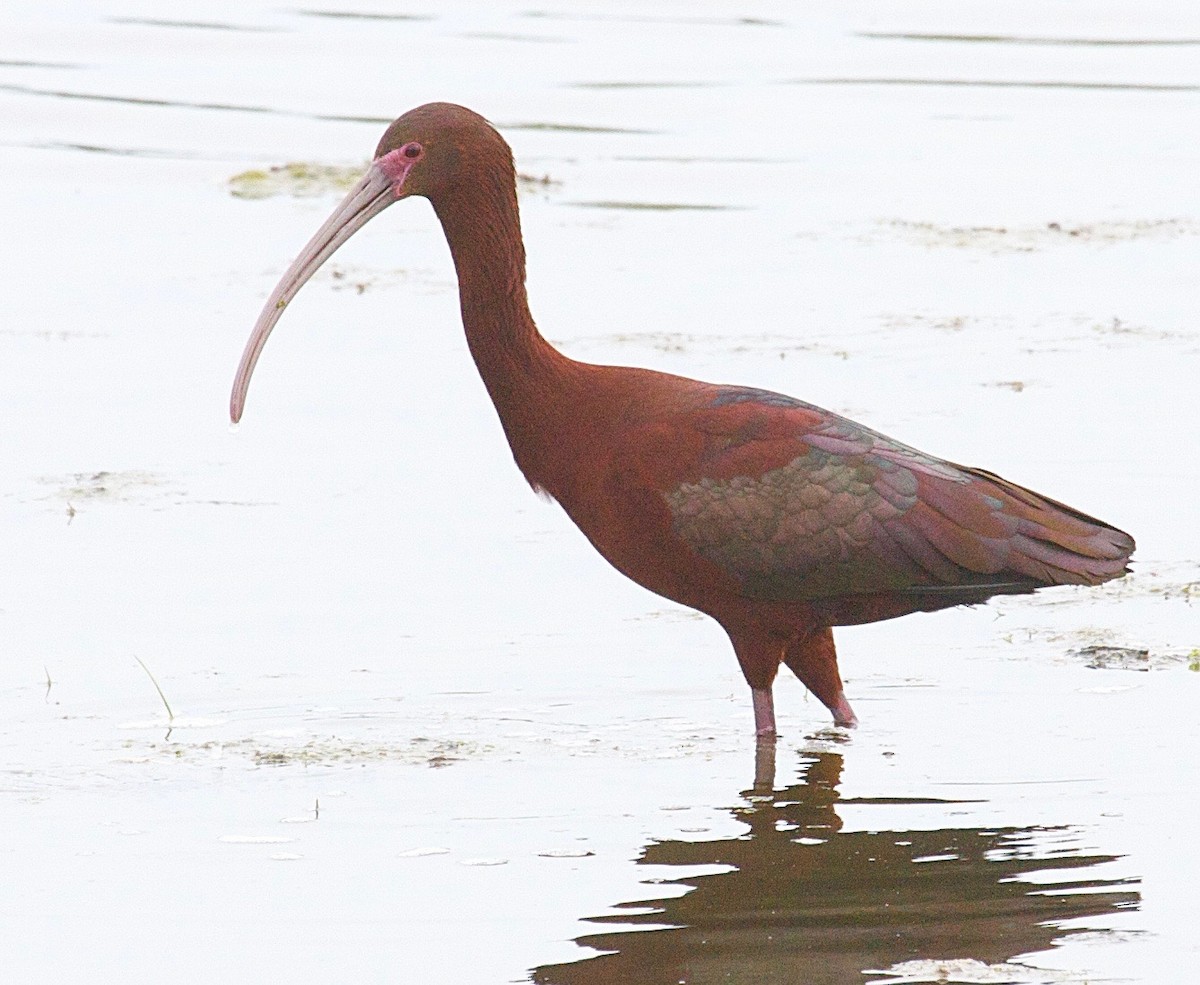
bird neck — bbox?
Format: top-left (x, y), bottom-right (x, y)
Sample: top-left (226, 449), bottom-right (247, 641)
top-left (431, 177), bottom-right (583, 489)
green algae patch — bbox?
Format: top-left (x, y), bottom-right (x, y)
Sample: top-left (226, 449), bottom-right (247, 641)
top-left (230, 164), bottom-right (558, 200)
top-left (228, 161), bottom-right (368, 199)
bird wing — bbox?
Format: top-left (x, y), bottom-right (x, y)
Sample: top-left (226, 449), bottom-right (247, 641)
top-left (660, 387), bottom-right (1133, 611)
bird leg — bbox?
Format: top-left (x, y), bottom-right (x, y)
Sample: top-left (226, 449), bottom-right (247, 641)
top-left (783, 628), bottom-right (858, 727)
top-left (751, 687), bottom-right (777, 737)
top-left (727, 632), bottom-right (784, 736)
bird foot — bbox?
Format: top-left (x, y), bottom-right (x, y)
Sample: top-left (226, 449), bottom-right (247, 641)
top-left (753, 685), bottom-right (858, 732)
top-left (830, 692), bottom-right (858, 728)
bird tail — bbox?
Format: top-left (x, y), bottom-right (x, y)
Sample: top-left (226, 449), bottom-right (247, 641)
top-left (960, 466), bottom-right (1134, 586)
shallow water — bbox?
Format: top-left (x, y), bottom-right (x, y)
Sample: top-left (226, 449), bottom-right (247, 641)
top-left (2, 2), bottom-right (1198, 982)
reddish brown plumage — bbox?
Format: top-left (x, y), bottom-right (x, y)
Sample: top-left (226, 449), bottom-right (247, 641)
top-left (231, 103), bottom-right (1134, 735)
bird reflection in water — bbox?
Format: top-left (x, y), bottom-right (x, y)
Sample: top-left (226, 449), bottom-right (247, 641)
top-left (532, 751), bottom-right (1138, 985)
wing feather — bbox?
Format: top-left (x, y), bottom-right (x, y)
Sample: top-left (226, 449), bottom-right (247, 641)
top-left (662, 387), bottom-right (1133, 612)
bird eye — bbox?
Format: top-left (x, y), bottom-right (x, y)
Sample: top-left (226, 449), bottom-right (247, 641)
top-left (402, 142), bottom-right (424, 159)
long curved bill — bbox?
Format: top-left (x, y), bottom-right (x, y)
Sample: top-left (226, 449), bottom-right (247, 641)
top-left (229, 160), bottom-right (400, 423)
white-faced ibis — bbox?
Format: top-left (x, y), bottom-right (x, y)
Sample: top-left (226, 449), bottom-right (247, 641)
top-left (231, 103), bottom-right (1134, 735)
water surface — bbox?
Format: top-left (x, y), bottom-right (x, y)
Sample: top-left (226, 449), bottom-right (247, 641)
top-left (1, 1), bottom-right (1197, 982)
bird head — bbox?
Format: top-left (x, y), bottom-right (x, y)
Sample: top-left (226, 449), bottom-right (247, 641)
top-left (229, 102), bottom-right (505, 423)
top-left (372, 102), bottom-right (501, 202)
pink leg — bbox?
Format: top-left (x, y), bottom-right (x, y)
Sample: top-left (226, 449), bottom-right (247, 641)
top-left (751, 687), bottom-right (776, 736)
top-left (727, 630), bottom-right (784, 736)
top-left (827, 691), bottom-right (858, 728)
top-left (783, 627), bottom-right (858, 728)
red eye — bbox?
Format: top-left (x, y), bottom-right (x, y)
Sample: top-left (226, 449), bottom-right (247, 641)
top-left (402, 142), bottom-right (423, 159)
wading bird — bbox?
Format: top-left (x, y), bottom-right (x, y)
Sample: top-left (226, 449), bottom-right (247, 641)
top-left (231, 103), bottom-right (1134, 735)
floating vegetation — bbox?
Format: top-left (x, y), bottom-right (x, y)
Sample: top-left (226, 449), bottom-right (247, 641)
top-left (1071, 645), bottom-right (1152, 671)
top-left (516, 171), bottom-right (560, 191)
top-left (228, 162), bottom-right (366, 199)
top-left (150, 734), bottom-right (484, 769)
top-left (884, 217), bottom-right (1200, 253)
top-left (247, 736), bottom-right (477, 767)
top-left (230, 164), bottom-right (559, 199)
